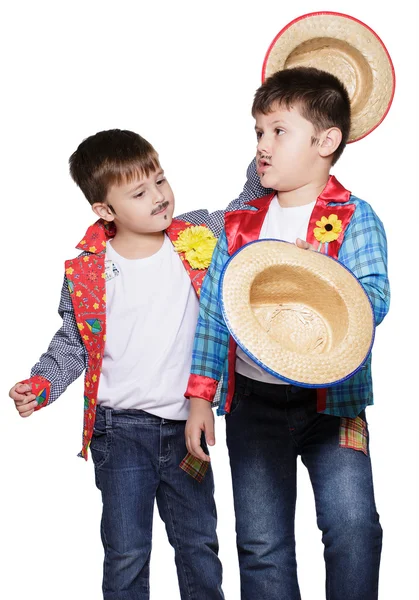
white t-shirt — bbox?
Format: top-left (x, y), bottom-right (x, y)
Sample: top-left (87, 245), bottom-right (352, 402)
top-left (97, 235), bottom-right (199, 420)
top-left (235, 195), bottom-right (315, 385)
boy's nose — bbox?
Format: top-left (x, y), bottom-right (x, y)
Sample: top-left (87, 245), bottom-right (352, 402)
top-left (153, 187), bottom-right (165, 203)
top-left (257, 138), bottom-right (270, 155)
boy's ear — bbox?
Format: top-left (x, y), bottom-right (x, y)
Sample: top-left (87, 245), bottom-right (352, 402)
top-left (92, 202), bottom-right (115, 222)
top-left (318, 127), bottom-right (342, 159)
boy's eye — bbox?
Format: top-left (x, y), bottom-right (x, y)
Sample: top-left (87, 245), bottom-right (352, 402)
top-left (134, 191), bottom-right (145, 198)
top-left (276, 128), bottom-right (285, 135)
top-left (256, 131), bottom-right (262, 141)
top-left (156, 178), bottom-right (166, 185)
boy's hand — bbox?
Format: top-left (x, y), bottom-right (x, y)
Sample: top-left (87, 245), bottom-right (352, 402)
top-left (9, 383), bottom-right (38, 417)
top-left (185, 397), bottom-right (215, 462)
top-left (296, 238), bottom-right (315, 251)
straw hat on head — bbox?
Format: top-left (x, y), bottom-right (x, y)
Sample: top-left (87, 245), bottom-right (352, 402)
top-left (262, 11), bottom-right (395, 142)
top-left (220, 240), bottom-right (375, 387)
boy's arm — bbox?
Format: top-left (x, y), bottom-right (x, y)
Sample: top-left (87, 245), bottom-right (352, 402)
top-left (177, 158), bottom-right (271, 237)
top-left (224, 157), bottom-right (272, 210)
top-left (187, 228), bottom-right (231, 398)
top-left (185, 229), bottom-right (231, 460)
top-left (10, 276), bottom-right (88, 414)
top-left (338, 201), bottom-right (390, 325)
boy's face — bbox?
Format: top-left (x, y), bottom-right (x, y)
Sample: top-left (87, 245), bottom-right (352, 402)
top-left (255, 104), bottom-right (324, 192)
top-left (102, 168), bottom-right (175, 234)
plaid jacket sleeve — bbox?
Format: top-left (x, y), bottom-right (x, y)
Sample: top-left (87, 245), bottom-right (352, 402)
top-left (185, 229), bottom-right (231, 402)
top-left (176, 158), bottom-right (270, 237)
top-left (21, 276), bottom-right (88, 409)
top-left (338, 199), bottom-right (390, 325)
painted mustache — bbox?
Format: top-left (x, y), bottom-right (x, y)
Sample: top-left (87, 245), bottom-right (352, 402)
top-left (151, 201), bottom-right (169, 215)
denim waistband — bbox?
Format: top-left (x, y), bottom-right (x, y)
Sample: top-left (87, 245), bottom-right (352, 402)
top-left (95, 404), bottom-right (186, 425)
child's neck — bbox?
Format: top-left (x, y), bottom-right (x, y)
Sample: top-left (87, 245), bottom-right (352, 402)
top-left (277, 178), bottom-right (329, 208)
top-left (110, 229), bottom-right (165, 260)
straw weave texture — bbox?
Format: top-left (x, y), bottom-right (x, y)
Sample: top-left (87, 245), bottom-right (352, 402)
top-left (222, 241), bottom-right (374, 385)
top-left (264, 14), bottom-right (394, 141)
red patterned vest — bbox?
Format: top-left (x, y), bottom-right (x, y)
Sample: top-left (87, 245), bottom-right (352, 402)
top-left (30, 218), bottom-right (210, 459)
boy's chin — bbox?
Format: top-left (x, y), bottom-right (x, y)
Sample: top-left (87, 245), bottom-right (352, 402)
top-left (259, 173), bottom-right (275, 189)
top-left (159, 214), bottom-right (173, 229)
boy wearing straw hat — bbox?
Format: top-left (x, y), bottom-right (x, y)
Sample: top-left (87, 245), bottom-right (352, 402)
top-left (185, 12), bottom-right (393, 600)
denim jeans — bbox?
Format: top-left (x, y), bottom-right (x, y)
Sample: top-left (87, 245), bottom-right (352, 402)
top-left (226, 373), bottom-right (382, 600)
top-left (90, 406), bottom-right (224, 600)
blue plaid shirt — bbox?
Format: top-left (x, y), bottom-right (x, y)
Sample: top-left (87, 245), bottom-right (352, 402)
top-left (190, 160), bottom-right (390, 418)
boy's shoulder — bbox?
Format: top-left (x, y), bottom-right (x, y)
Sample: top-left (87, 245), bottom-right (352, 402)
top-left (63, 219), bottom-right (111, 269)
top-left (348, 193), bottom-right (371, 208)
top-left (73, 219), bottom-right (113, 255)
top-left (347, 194), bottom-right (385, 228)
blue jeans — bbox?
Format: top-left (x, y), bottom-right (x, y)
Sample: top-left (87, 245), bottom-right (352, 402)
top-left (90, 406), bottom-right (224, 600)
top-left (226, 374), bottom-right (382, 600)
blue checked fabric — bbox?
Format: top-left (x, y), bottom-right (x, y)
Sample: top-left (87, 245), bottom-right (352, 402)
top-left (190, 160), bottom-right (390, 418)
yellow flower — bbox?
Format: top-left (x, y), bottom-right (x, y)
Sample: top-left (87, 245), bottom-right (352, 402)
top-left (89, 246), bottom-right (97, 253)
top-left (93, 302), bottom-right (99, 310)
top-left (314, 214), bottom-right (342, 243)
top-left (77, 323), bottom-right (84, 331)
top-left (76, 290), bottom-right (82, 297)
top-left (66, 267), bottom-right (74, 276)
top-left (173, 226), bottom-right (217, 270)
top-left (92, 374), bottom-right (97, 383)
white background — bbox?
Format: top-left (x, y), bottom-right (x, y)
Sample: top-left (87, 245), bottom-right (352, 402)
top-left (1, 1), bottom-right (418, 598)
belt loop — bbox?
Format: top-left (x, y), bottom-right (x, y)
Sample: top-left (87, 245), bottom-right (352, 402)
top-left (105, 408), bottom-right (112, 430)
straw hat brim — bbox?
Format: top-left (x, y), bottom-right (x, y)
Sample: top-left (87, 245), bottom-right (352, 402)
top-left (262, 12), bottom-right (395, 142)
top-left (220, 240), bottom-right (375, 387)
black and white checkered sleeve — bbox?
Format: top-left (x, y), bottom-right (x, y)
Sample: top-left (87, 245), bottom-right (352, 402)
top-left (30, 276), bottom-right (88, 404)
top-left (176, 158), bottom-right (272, 237)
top-left (224, 157), bottom-right (272, 210)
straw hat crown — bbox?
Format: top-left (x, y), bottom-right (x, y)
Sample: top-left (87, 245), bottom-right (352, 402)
top-left (262, 12), bottom-right (395, 141)
top-left (221, 240), bottom-right (375, 387)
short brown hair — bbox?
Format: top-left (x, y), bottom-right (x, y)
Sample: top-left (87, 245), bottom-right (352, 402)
top-left (69, 129), bottom-right (160, 204)
top-left (252, 67), bottom-right (351, 164)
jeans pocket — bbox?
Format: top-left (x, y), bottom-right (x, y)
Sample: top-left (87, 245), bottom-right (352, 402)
top-left (228, 391), bottom-right (243, 416)
top-left (90, 424), bottom-right (112, 469)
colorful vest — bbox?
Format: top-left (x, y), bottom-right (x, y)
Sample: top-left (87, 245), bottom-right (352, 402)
top-left (31, 218), bottom-right (211, 460)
